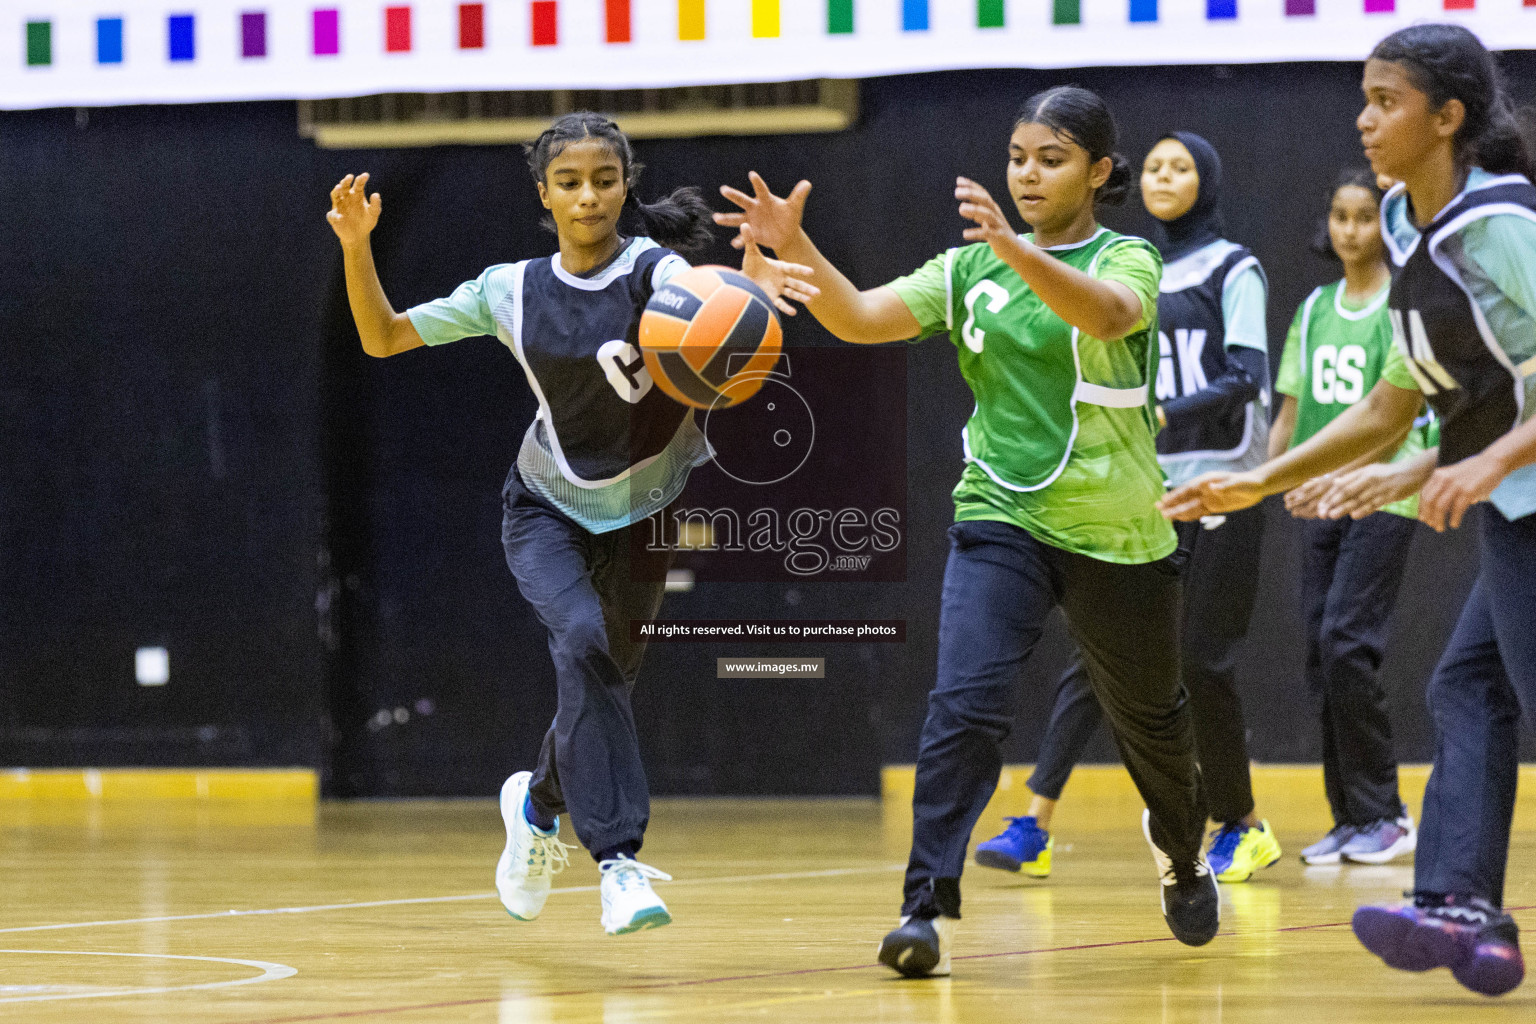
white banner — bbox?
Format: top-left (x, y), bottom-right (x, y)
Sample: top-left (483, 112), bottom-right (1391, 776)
top-left (3, 0), bottom-right (1533, 110)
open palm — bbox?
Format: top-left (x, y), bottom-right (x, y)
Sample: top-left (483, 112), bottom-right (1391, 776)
top-left (327, 172), bottom-right (382, 246)
top-left (739, 224), bottom-right (818, 315)
top-left (714, 171), bottom-right (812, 251)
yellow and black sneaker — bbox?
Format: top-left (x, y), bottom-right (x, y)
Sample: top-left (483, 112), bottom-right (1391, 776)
top-left (1206, 820), bottom-right (1282, 883)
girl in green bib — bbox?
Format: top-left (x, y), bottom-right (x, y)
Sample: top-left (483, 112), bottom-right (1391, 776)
top-left (1270, 171), bottom-right (1430, 869)
top-left (716, 85), bottom-right (1215, 977)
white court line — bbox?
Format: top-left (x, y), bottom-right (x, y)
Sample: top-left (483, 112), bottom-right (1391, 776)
top-left (0, 950), bottom-right (296, 1004)
top-left (0, 864), bottom-right (903, 937)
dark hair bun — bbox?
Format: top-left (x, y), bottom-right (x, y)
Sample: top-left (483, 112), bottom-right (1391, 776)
top-left (1098, 153), bottom-right (1132, 207)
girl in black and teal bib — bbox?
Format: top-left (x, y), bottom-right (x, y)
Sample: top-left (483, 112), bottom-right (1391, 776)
top-left (327, 113), bottom-right (814, 938)
top-left (1162, 26), bottom-right (1536, 996)
top-left (718, 85), bottom-right (1216, 977)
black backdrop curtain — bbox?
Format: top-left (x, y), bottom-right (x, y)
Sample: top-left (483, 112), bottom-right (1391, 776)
top-left (3, 57), bottom-right (1531, 795)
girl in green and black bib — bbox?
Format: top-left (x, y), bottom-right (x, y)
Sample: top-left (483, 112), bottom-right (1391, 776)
top-left (1271, 170), bottom-right (1430, 869)
top-left (716, 85), bottom-right (1215, 977)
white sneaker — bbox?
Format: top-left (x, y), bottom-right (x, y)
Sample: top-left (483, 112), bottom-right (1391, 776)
top-left (496, 771), bottom-right (575, 921)
top-left (598, 855), bottom-right (673, 935)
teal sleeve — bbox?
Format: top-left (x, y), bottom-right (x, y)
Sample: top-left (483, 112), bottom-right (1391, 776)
top-left (1274, 303), bottom-right (1306, 398)
top-left (1221, 263), bottom-right (1268, 352)
top-left (884, 251), bottom-right (952, 339)
top-left (406, 264), bottom-right (510, 346)
top-left (1094, 240), bottom-right (1161, 333)
top-left (653, 253), bottom-right (690, 291)
top-left (1459, 213), bottom-right (1536, 371)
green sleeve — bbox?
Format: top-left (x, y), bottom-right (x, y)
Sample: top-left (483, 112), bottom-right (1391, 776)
top-left (406, 265), bottom-right (508, 346)
top-left (1220, 263), bottom-right (1268, 352)
top-left (1274, 302), bottom-right (1307, 398)
top-left (1094, 240), bottom-right (1161, 334)
top-left (884, 251), bottom-right (953, 340)
top-left (1380, 335), bottom-right (1423, 393)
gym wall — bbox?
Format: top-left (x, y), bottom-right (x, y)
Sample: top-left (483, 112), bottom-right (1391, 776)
top-left (3, 56), bottom-right (1533, 795)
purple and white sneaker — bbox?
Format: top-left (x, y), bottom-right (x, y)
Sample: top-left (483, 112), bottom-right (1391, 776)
top-left (1339, 814), bottom-right (1416, 864)
top-left (1300, 824), bottom-right (1357, 866)
top-left (1353, 894), bottom-right (1524, 996)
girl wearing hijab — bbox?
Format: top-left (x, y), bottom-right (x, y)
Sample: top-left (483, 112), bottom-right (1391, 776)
top-left (974, 132), bottom-right (1280, 884)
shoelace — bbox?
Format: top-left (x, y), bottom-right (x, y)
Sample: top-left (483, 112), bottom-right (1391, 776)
top-left (598, 857), bottom-right (673, 893)
top-left (524, 830), bottom-right (577, 877)
top-left (1414, 894), bottom-right (1499, 928)
top-left (1166, 858), bottom-right (1212, 886)
top-left (1000, 816), bottom-right (1039, 836)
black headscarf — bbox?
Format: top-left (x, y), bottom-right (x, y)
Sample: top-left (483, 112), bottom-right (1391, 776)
top-left (1153, 131), bottom-right (1226, 262)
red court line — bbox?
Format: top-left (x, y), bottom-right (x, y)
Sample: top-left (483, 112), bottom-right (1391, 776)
top-left (229, 940), bottom-right (1173, 1023)
top-left (225, 905), bottom-right (1536, 1023)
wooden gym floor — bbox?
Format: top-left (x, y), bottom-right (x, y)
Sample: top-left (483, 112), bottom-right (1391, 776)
top-left (1, 773), bottom-right (1533, 1023)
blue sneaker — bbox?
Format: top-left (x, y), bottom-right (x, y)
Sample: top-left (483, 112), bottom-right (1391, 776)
top-left (1205, 824), bottom-right (1243, 878)
top-left (975, 816), bottom-right (1052, 877)
top-left (1206, 820), bottom-right (1281, 882)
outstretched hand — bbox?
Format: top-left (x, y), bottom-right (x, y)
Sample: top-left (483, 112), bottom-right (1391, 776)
top-left (327, 173), bottom-right (382, 246)
top-left (715, 171), bottom-right (812, 252)
top-left (1311, 461), bottom-right (1419, 520)
top-left (739, 224), bottom-right (819, 316)
top-left (956, 177), bottom-right (1025, 261)
top-left (1418, 452), bottom-right (1504, 531)
top-left (1157, 471), bottom-right (1267, 521)
top-left (1283, 473), bottom-right (1335, 520)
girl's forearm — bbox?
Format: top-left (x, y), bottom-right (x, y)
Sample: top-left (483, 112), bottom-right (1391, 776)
top-left (1252, 381), bottom-right (1422, 495)
top-left (1392, 448), bottom-right (1439, 491)
top-left (342, 240), bottom-right (421, 357)
top-left (1001, 243), bottom-right (1143, 340)
top-left (1484, 415), bottom-right (1536, 480)
top-left (775, 229), bottom-right (919, 344)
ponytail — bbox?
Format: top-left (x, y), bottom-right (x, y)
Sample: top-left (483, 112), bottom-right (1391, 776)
top-left (624, 186), bottom-right (715, 254)
top-left (1371, 24), bottom-right (1536, 181)
top-left (1478, 93), bottom-right (1536, 181)
top-left (524, 111), bottom-right (714, 254)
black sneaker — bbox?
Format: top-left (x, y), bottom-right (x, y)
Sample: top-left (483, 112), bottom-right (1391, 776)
top-left (1142, 808), bottom-right (1220, 946)
top-left (877, 914), bottom-right (956, 977)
